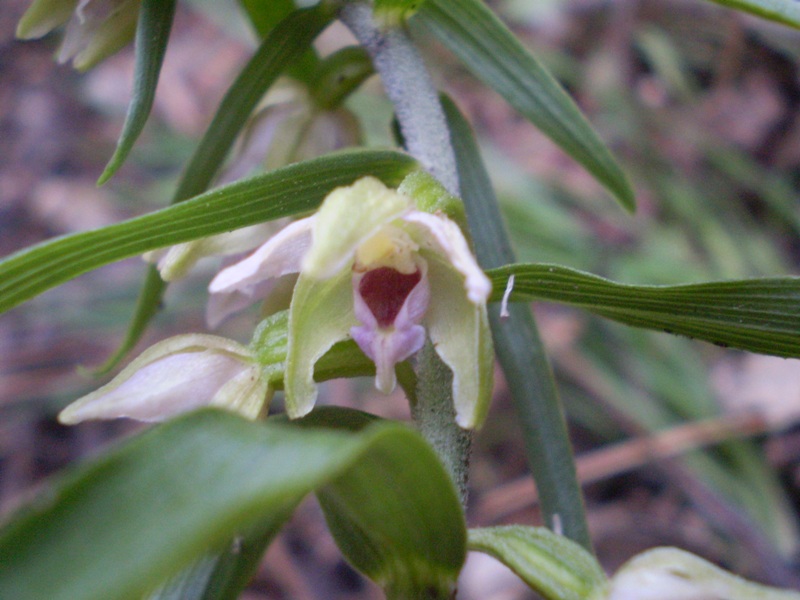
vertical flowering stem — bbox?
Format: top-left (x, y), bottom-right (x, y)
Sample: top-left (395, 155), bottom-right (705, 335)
top-left (340, 2), bottom-right (471, 504)
top-left (340, 2), bottom-right (459, 197)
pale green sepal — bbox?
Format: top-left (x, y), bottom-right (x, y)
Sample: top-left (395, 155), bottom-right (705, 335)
top-left (424, 252), bottom-right (493, 428)
top-left (302, 176), bottom-right (410, 278)
top-left (285, 268), bottom-right (358, 418)
top-left (374, 0), bottom-right (426, 26)
top-left (398, 170), bottom-right (469, 236)
top-left (212, 363), bottom-right (270, 420)
top-left (59, 334), bottom-right (265, 424)
top-left (468, 526), bottom-right (608, 600)
top-left (608, 547), bottom-right (800, 600)
top-left (16, 0), bottom-right (77, 39)
top-left (61, 0), bottom-right (140, 71)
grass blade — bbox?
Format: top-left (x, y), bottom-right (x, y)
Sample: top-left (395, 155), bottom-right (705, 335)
top-left (443, 96), bottom-right (591, 550)
top-left (98, 0), bottom-right (177, 185)
top-left (416, 0), bottom-right (635, 211)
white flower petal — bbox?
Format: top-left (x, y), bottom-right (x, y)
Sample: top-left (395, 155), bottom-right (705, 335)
top-left (209, 216), bottom-right (314, 294)
top-left (60, 351), bottom-right (248, 423)
top-left (59, 334), bottom-right (259, 423)
top-left (206, 277), bottom-right (277, 329)
top-left (402, 211), bottom-right (491, 304)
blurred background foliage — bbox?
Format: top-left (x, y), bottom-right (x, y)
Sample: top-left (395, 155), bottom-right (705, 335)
top-left (3, 0), bottom-right (800, 597)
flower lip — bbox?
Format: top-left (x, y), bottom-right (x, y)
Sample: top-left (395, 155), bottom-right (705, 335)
top-left (358, 266), bottom-right (422, 328)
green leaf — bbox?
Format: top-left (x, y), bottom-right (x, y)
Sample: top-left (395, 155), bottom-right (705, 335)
top-left (146, 519), bottom-right (287, 600)
top-left (702, 0), bottom-right (800, 28)
top-left (0, 150), bottom-right (418, 315)
top-left (318, 429), bottom-right (466, 599)
top-left (468, 526), bottom-right (607, 600)
top-left (0, 409), bottom-right (466, 600)
top-left (238, 0), bottom-right (320, 80)
top-left (443, 96), bottom-right (591, 549)
top-left (416, 0), bottom-right (635, 211)
top-left (98, 0), bottom-right (176, 185)
top-left (489, 263), bottom-right (800, 358)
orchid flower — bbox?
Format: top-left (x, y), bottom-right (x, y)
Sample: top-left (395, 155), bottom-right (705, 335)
top-left (210, 174), bottom-right (494, 428)
top-left (59, 334), bottom-right (269, 424)
top-left (17, 0), bottom-right (140, 71)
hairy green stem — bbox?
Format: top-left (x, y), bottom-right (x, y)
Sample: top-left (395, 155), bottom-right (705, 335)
top-left (411, 341), bottom-right (472, 504)
top-left (340, 2), bottom-right (459, 195)
top-left (340, 2), bottom-right (470, 504)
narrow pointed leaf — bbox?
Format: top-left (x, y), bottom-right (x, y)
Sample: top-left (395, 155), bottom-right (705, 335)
top-left (0, 150), bottom-right (418, 315)
top-left (172, 4), bottom-right (336, 204)
top-left (443, 96), bottom-right (591, 549)
top-left (489, 263), bottom-right (800, 358)
top-left (238, 0), bottom-right (320, 80)
top-left (416, 0), bottom-right (635, 211)
top-left (468, 527), bottom-right (607, 600)
top-left (703, 0), bottom-right (800, 28)
top-left (0, 409), bottom-right (465, 600)
top-left (98, 0), bottom-right (176, 185)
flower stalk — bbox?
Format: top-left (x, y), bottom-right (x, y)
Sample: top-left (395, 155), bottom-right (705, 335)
top-left (340, 1), bottom-right (471, 504)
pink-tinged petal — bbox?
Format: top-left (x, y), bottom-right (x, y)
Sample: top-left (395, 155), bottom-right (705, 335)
top-left (59, 334), bottom-right (264, 423)
top-left (60, 351), bottom-right (249, 423)
top-left (401, 211), bottom-right (491, 304)
top-left (209, 216), bottom-right (314, 295)
top-left (206, 277), bottom-right (277, 329)
top-left (350, 261), bottom-right (430, 393)
top-left (351, 326), bottom-right (426, 393)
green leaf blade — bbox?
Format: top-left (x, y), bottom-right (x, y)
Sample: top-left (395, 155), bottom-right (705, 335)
top-left (490, 263), bottom-right (800, 357)
top-left (0, 409), bottom-right (465, 600)
top-left (318, 427), bottom-right (466, 598)
top-left (0, 150), bottom-right (418, 315)
top-left (98, 0), bottom-right (177, 185)
top-left (468, 526), bottom-right (607, 600)
top-left (416, 0), bottom-right (635, 211)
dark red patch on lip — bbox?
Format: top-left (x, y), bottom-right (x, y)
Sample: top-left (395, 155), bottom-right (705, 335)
top-left (358, 267), bottom-right (421, 328)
